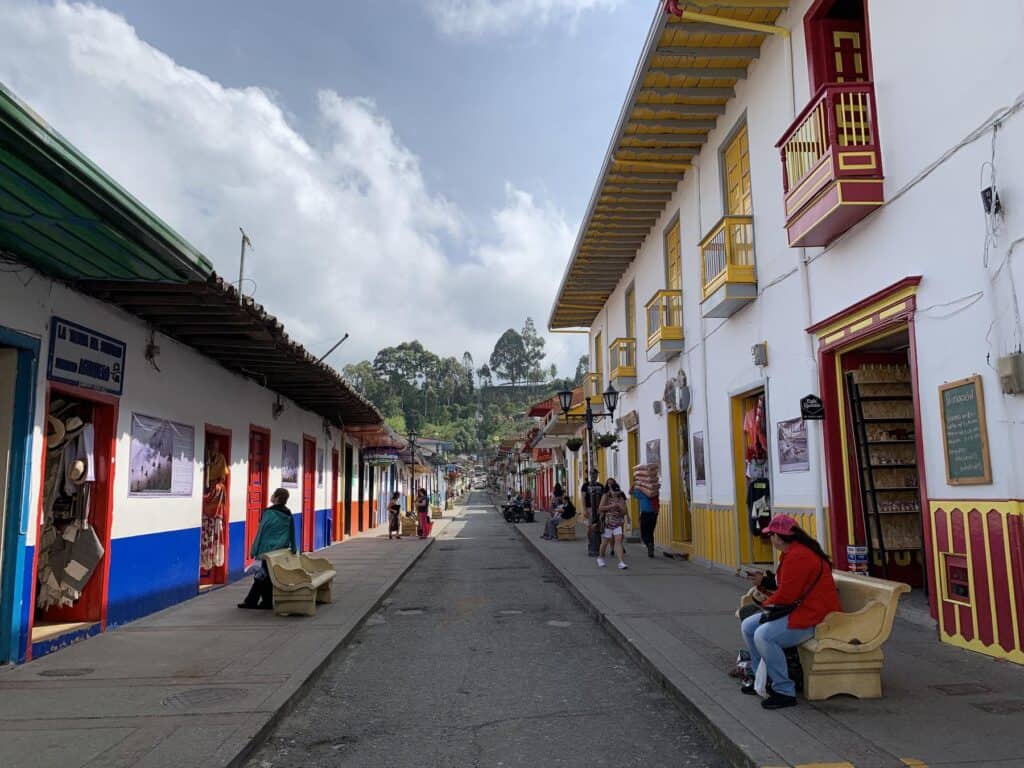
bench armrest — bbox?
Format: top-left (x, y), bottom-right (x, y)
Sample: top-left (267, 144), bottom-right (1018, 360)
top-left (271, 564), bottom-right (312, 588)
top-left (813, 601), bottom-right (887, 650)
top-left (300, 554), bottom-right (332, 575)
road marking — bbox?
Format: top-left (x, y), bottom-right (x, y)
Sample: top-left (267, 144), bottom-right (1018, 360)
top-left (901, 760), bottom-right (928, 767)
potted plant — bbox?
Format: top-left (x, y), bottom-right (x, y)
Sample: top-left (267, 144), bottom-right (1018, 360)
top-left (596, 433), bottom-right (618, 449)
top-left (565, 437), bottom-right (583, 452)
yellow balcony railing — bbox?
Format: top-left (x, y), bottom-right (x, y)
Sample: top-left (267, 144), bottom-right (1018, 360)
top-left (608, 338), bottom-right (636, 382)
top-left (645, 290), bottom-right (683, 351)
top-left (699, 215), bottom-right (756, 301)
top-left (583, 372), bottom-right (602, 401)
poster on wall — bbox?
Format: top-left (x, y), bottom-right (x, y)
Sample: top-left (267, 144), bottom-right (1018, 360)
top-left (316, 447), bottom-right (325, 487)
top-left (129, 413), bottom-right (195, 496)
top-left (692, 431), bottom-right (706, 486)
top-left (777, 417), bottom-right (810, 473)
top-left (645, 439), bottom-right (661, 468)
top-left (281, 440), bottom-right (299, 488)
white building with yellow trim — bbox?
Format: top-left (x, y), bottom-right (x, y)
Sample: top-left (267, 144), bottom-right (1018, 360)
top-left (549, 0), bottom-right (1024, 664)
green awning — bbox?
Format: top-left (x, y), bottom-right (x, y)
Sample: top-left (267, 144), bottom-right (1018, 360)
top-left (0, 83), bottom-right (213, 283)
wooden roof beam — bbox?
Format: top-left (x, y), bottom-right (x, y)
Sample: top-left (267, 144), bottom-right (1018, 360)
top-left (633, 103), bottom-right (727, 116)
top-left (638, 87), bottom-right (734, 99)
top-left (627, 118), bottom-right (717, 130)
top-left (648, 66), bottom-right (748, 79)
top-left (672, 10), bottom-right (790, 37)
top-left (656, 45), bottom-right (761, 59)
top-left (619, 133), bottom-right (707, 144)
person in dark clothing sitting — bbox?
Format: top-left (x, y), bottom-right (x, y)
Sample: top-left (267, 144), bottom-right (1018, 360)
top-left (238, 488), bottom-right (297, 609)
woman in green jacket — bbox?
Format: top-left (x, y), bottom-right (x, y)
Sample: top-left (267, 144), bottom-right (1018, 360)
top-left (239, 488), bottom-right (298, 609)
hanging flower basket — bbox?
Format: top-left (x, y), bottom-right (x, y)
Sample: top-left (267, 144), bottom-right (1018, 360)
top-left (596, 433), bottom-right (618, 449)
top-left (565, 437), bottom-right (583, 452)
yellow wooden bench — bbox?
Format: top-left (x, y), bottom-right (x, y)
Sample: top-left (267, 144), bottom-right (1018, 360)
top-left (739, 570), bottom-right (909, 700)
top-left (400, 515), bottom-right (418, 537)
top-left (261, 549), bottom-right (337, 617)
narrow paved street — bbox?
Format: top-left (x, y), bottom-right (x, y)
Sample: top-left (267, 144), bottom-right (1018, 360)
top-left (245, 492), bottom-right (727, 768)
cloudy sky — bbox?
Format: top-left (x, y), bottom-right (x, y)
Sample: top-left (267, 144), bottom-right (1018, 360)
top-left (0, 0), bottom-right (657, 377)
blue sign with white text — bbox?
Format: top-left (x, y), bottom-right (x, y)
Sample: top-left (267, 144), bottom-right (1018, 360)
top-left (47, 316), bottom-right (126, 396)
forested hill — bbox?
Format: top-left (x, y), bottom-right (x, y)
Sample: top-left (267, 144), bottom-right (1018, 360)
top-left (342, 318), bottom-right (586, 454)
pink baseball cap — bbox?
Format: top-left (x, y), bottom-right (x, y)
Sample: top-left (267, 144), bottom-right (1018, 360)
top-left (761, 514), bottom-right (799, 536)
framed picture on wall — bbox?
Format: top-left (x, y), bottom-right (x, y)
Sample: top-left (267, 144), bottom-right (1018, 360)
top-left (692, 431), bottom-right (706, 486)
top-left (281, 440), bottom-right (299, 488)
top-left (777, 417), bottom-right (810, 473)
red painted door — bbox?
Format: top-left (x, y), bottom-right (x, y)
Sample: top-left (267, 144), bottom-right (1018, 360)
top-left (302, 437), bottom-right (316, 551)
top-left (331, 449), bottom-right (340, 542)
top-left (246, 428), bottom-right (269, 566)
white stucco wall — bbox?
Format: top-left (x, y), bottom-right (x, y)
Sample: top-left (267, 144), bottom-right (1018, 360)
top-left (586, 0), bottom-right (1024, 519)
top-left (0, 267), bottom-right (359, 547)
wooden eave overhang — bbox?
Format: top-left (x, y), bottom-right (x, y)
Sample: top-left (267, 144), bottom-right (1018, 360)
top-left (548, 0), bottom-right (788, 331)
top-left (84, 275), bottom-right (383, 427)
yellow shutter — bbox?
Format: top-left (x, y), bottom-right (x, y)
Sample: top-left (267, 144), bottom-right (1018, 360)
top-left (725, 125), bottom-right (752, 216)
top-left (665, 220), bottom-right (681, 291)
top-left (625, 285), bottom-right (635, 338)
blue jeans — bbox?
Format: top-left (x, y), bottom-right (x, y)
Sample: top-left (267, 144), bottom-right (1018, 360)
top-left (740, 612), bottom-right (814, 697)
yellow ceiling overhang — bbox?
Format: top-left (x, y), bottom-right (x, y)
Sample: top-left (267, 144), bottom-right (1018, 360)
top-left (548, 0), bottom-right (788, 331)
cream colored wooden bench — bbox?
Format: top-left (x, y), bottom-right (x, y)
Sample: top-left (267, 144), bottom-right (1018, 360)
top-left (261, 549), bottom-right (337, 617)
top-left (739, 570), bottom-right (909, 700)
top-left (556, 516), bottom-right (577, 540)
top-left (400, 515), bottom-right (418, 537)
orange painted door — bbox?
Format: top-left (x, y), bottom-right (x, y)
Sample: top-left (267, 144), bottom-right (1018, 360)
top-left (246, 428), bottom-right (269, 565)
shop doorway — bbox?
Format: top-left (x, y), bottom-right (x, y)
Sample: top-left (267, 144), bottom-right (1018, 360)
top-left (626, 429), bottom-right (640, 528)
top-left (838, 329), bottom-right (926, 587)
top-left (667, 411), bottom-right (692, 545)
top-left (31, 385), bottom-right (117, 653)
top-left (357, 455), bottom-right (365, 532)
top-left (199, 426), bottom-right (230, 589)
top-left (0, 333), bottom-right (38, 664)
top-left (732, 388), bottom-right (773, 564)
top-left (344, 444), bottom-right (353, 537)
top-left (302, 437), bottom-right (316, 551)
top-left (367, 462), bottom-right (376, 529)
top-left (246, 426), bottom-right (270, 566)
top-left (331, 448), bottom-right (340, 542)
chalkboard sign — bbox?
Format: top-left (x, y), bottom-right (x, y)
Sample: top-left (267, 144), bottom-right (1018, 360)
top-left (939, 375), bottom-right (991, 485)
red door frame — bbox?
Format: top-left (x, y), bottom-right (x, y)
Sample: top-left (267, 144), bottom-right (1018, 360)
top-left (331, 448), bottom-right (340, 542)
top-left (302, 435), bottom-right (316, 551)
top-left (27, 382), bottom-right (118, 658)
top-left (200, 424), bottom-right (231, 586)
top-left (246, 425), bottom-right (271, 567)
top-left (810, 277), bottom-right (935, 617)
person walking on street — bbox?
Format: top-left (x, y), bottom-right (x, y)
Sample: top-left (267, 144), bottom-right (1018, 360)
top-left (581, 469), bottom-right (605, 556)
top-left (630, 484), bottom-right (659, 558)
top-left (740, 515), bottom-right (840, 710)
top-left (239, 488), bottom-right (297, 609)
top-left (388, 491), bottom-right (402, 540)
top-left (415, 488), bottom-right (432, 539)
top-left (597, 478), bottom-right (628, 570)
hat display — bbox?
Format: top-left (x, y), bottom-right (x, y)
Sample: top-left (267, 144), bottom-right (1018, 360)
top-left (760, 514), bottom-right (799, 537)
top-left (64, 416), bottom-right (85, 439)
top-left (67, 458), bottom-right (89, 486)
top-left (46, 415), bottom-right (66, 450)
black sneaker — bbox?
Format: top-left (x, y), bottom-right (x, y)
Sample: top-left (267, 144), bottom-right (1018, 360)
top-left (237, 602), bottom-right (259, 609)
top-left (761, 692), bottom-right (797, 709)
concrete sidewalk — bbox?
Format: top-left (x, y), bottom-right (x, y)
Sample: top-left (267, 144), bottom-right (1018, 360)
top-left (0, 519), bottom-right (449, 768)
top-left (516, 518), bottom-right (1024, 768)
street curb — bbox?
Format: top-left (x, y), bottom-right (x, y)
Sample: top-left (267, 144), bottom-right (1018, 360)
top-left (507, 515), bottom-right (770, 768)
top-left (224, 519), bottom-right (450, 768)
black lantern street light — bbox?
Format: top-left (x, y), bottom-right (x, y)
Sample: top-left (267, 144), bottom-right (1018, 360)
top-left (557, 384), bottom-right (619, 557)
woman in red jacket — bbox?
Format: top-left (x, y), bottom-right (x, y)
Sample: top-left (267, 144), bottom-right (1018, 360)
top-left (741, 514), bottom-right (841, 709)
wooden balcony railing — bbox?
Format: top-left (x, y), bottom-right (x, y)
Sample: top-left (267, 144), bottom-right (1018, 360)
top-left (645, 290), bottom-right (683, 348)
top-left (699, 215), bottom-right (755, 301)
top-left (583, 372), bottom-right (602, 401)
top-left (608, 338), bottom-right (637, 384)
top-left (777, 82), bottom-right (881, 222)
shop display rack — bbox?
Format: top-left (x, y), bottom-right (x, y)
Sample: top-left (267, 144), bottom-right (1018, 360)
top-left (847, 367), bottom-right (923, 578)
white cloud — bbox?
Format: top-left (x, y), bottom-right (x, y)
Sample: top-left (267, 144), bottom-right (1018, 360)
top-left (0, 0), bottom-right (584, 379)
top-left (426, 0), bottom-right (621, 38)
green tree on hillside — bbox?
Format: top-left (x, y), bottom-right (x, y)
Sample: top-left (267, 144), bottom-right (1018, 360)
top-left (489, 328), bottom-right (529, 385)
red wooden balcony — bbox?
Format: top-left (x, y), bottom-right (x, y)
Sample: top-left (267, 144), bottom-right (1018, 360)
top-left (776, 82), bottom-right (884, 247)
